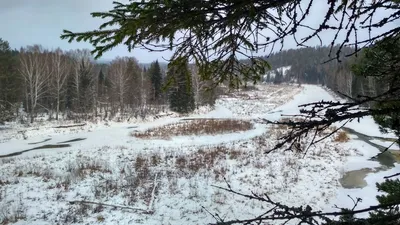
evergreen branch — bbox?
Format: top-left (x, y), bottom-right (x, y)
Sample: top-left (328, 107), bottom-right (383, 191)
top-left (61, 0), bottom-right (400, 86)
top-left (210, 184), bottom-right (400, 225)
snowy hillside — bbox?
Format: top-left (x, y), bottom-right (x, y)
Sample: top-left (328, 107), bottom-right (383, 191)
top-left (0, 84), bottom-right (398, 225)
top-left (262, 66), bottom-right (292, 81)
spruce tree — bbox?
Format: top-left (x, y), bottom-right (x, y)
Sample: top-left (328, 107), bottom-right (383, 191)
top-left (166, 59), bottom-right (195, 114)
top-left (148, 60), bottom-right (162, 102)
top-left (369, 179), bottom-right (400, 224)
top-left (273, 69), bottom-right (283, 84)
top-left (366, 37), bottom-right (400, 224)
top-left (0, 38), bottom-right (20, 123)
top-left (351, 36), bottom-right (400, 138)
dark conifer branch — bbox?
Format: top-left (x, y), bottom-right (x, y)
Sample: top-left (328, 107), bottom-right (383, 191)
top-left (61, 0), bottom-right (400, 87)
top-left (209, 184), bottom-right (400, 225)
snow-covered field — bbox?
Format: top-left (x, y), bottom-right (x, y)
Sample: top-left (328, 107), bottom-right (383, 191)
top-left (0, 84), bottom-right (397, 224)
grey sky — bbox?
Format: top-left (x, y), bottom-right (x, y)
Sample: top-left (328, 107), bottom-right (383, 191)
top-left (0, 0), bottom-right (171, 63)
top-left (0, 1), bottom-right (397, 63)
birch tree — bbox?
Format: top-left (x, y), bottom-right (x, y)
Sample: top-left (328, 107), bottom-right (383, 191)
top-left (51, 48), bottom-right (70, 120)
top-left (190, 65), bottom-right (201, 107)
top-left (109, 57), bottom-right (131, 113)
top-left (19, 45), bottom-right (51, 123)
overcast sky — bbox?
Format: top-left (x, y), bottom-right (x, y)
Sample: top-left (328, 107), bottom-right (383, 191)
top-left (0, 0), bottom-right (172, 63)
top-left (0, 1), bottom-right (397, 63)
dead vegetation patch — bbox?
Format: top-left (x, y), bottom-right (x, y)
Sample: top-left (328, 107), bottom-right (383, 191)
top-left (172, 146), bottom-right (243, 179)
top-left (334, 131), bottom-right (350, 142)
top-left (0, 200), bottom-right (26, 224)
top-left (67, 158), bottom-right (112, 179)
top-left (133, 119), bottom-right (253, 139)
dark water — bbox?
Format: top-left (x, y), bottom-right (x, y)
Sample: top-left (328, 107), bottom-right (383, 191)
top-left (58, 138), bottom-right (86, 144)
top-left (0, 144), bottom-right (71, 158)
top-left (342, 127), bottom-right (398, 168)
top-left (1, 136), bottom-right (87, 159)
top-left (339, 168), bottom-right (372, 189)
top-left (339, 127), bottom-right (399, 188)
top-left (28, 138), bottom-right (52, 145)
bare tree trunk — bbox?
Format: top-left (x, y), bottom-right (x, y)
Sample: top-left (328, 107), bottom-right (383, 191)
top-left (19, 45), bottom-right (51, 123)
top-left (191, 65), bottom-right (201, 107)
top-left (50, 48), bottom-right (70, 120)
top-left (109, 57), bottom-right (133, 117)
top-left (141, 70), bottom-right (145, 108)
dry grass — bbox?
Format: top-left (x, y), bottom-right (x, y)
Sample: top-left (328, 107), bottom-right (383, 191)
top-left (0, 200), bottom-right (26, 225)
top-left (67, 158), bottom-right (112, 179)
top-left (172, 146), bottom-right (243, 179)
top-left (133, 119), bottom-right (253, 139)
top-left (97, 215), bottom-right (105, 222)
top-left (334, 131), bottom-right (350, 142)
top-left (0, 180), bottom-right (10, 187)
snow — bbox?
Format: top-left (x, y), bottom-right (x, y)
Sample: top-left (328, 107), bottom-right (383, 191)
top-left (346, 116), bottom-right (398, 138)
top-left (263, 66), bottom-right (292, 80)
top-left (327, 165), bottom-right (400, 218)
top-left (201, 105), bottom-right (233, 118)
top-left (0, 84), bottom-right (397, 224)
top-left (370, 139), bottom-right (400, 150)
top-left (264, 84), bottom-right (335, 121)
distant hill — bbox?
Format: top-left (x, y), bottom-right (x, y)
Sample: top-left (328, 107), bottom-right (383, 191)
top-left (263, 66), bottom-right (292, 83)
top-left (262, 46), bottom-right (355, 85)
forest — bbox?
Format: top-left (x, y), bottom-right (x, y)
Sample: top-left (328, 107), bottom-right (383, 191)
top-left (263, 46), bottom-right (386, 104)
top-left (0, 37), bottom-right (389, 124)
top-left (0, 38), bottom-right (217, 124)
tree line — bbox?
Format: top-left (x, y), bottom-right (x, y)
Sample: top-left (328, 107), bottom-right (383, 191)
top-left (263, 45), bottom-right (385, 105)
top-left (0, 38), bottom-right (216, 124)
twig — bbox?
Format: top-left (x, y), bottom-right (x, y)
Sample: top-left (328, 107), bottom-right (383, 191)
top-left (384, 172), bottom-right (400, 179)
top-left (54, 123), bottom-right (86, 128)
top-left (370, 139), bottom-right (398, 160)
top-left (210, 184), bottom-right (400, 225)
top-left (69, 200), bottom-right (153, 214)
top-left (148, 173), bottom-right (158, 211)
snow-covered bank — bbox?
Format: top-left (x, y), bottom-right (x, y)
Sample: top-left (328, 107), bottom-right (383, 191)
top-left (267, 85), bottom-right (400, 218)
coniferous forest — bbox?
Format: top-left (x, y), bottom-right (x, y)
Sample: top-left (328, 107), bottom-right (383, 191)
top-left (263, 46), bottom-right (384, 103)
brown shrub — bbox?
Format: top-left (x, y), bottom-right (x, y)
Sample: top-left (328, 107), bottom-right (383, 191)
top-left (200, 146), bottom-right (228, 167)
top-left (68, 159), bottom-right (112, 179)
top-left (0, 201), bottom-right (26, 224)
top-left (97, 215), bottom-right (105, 222)
top-left (213, 167), bottom-right (227, 181)
top-left (135, 155), bottom-right (147, 172)
top-left (135, 157), bottom-right (150, 181)
top-left (0, 180), bottom-right (10, 186)
top-left (175, 156), bottom-right (187, 170)
top-left (334, 131), bottom-right (350, 142)
top-left (56, 178), bottom-right (71, 191)
top-left (151, 155), bottom-right (162, 166)
top-left (229, 149), bottom-right (243, 160)
top-left (172, 146), bottom-right (243, 176)
top-left (133, 119), bottom-right (253, 139)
